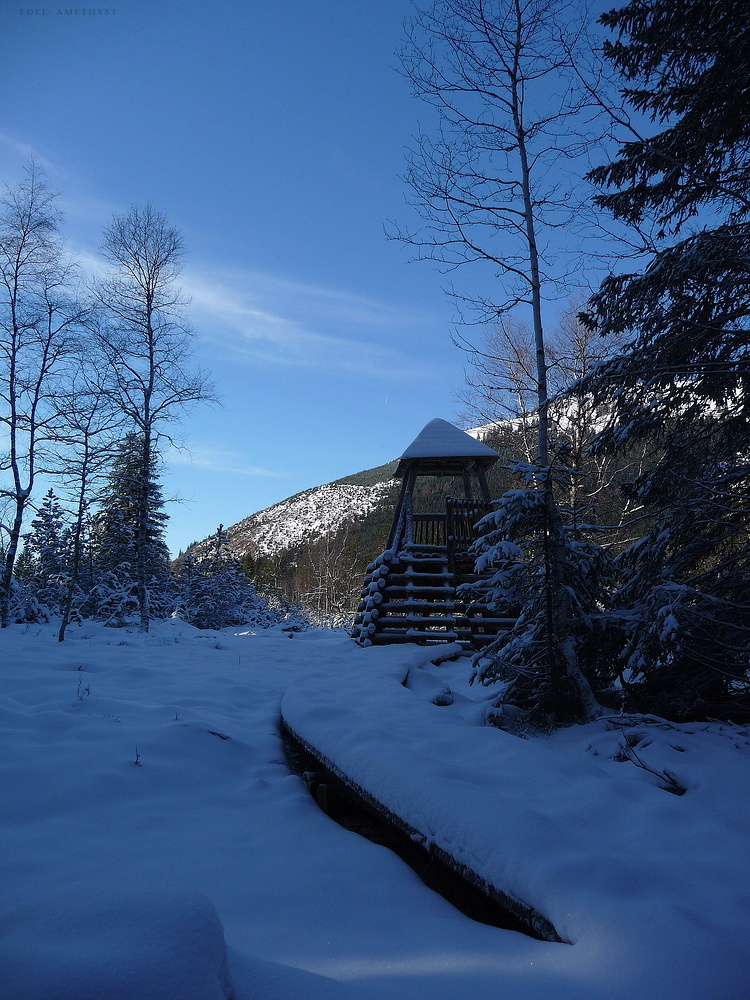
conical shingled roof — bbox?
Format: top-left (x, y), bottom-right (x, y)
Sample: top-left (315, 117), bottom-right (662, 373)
top-left (396, 418), bottom-right (499, 477)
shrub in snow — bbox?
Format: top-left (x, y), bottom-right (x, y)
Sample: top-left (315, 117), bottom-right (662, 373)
top-left (85, 565), bottom-right (140, 626)
top-left (613, 559), bottom-right (750, 722)
top-left (6, 576), bottom-right (51, 624)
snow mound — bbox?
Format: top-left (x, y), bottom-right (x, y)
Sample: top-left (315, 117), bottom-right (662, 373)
top-left (0, 886), bottom-right (233, 1000)
top-left (281, 653), bottom-right (750, 999)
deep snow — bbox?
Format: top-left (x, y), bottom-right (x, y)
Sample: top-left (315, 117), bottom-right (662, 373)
top-left (1, 620), bottom-right (749, 999)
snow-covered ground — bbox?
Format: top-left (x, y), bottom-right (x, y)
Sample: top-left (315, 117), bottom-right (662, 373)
top-left (1, 620), bottom-right (749, 999)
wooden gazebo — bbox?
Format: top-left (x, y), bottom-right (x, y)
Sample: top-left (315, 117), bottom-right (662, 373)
top-left (353, 418), bottom-right (515, 647)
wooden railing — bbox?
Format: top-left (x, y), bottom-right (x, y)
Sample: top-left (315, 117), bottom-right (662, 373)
top-left (398, 496), bottom-right (491, 551)
top-left (446, 497), bottom-right (492, 568)
top-left (410, 512), bottom-right (447, 547)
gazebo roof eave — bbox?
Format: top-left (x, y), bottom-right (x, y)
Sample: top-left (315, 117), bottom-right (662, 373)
top-left (394, 453), bottom-right (499, 479)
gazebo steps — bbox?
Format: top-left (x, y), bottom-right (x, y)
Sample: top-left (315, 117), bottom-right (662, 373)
top-left (378, 600), bottom-right (455, 613)
top-left (366, 632), bottom-right (461, 644)
top-left (355, 548), bottom-right (515, 648)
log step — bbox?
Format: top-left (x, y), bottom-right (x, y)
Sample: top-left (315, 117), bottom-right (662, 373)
top-left (384, 583), bottom-right (454, 593)
top-left (367, 631), bottom-right (460, 644)
top-left (386, 571), bottom-right (453, 583)
top-left (380, 602), bottom-right (455, 614)
top-left (376, 616), bottom-right (458, 628)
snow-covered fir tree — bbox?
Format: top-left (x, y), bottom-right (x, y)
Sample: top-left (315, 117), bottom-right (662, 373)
top-left (15, 490), bottom-right (73, 617)
top-left (577, 0), bottom-right (750, 720)
top-left (89, 434), bottom-right (172, 624)
top-left (467, 462), bottom-right (616, 725)
top-left (174, 525), bottom-right (282, 630)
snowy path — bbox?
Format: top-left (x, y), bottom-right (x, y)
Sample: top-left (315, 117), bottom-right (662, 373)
top-left (283, 649), bottom-right (750, 998)
top-left (1, 621), bottom-right (749, 999)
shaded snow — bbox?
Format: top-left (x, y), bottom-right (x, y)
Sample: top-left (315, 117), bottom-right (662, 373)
top-left (2, 888), bottom-right (232, 1000)
top-left (282, 654), bottom-right (750, 999)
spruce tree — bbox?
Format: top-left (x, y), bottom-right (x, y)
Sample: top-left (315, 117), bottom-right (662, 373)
top-left (175, 526), bottom-right (278, 630)
top-left (468, 465), bottom-right (618, 724)
top-left (90, 433), bottom-right (171, 623)
top-left (18, 489), bottom-right (72, 614)
top-left (579, 0), bottom-right (750, 719)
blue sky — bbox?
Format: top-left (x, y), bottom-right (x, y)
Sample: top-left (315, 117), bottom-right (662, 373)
top-left (0, 0), bottom-right (606, 556)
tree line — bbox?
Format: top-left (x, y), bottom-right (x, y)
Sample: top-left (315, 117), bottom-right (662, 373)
top-left (398, 0), bottom-right (750, 725)
top-left (0, 169), bottom-right (282, 636)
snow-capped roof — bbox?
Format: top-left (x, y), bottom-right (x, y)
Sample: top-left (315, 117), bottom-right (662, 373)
top-left (398, 418), bottom-right (499, 466)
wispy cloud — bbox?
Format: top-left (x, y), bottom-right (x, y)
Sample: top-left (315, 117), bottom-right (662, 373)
top-left (0, 133), bottom-right (447, 380)
top-left (73, 248), bottom-right (430, 380)
top-left (0, 133), bottom-right (60, 179)
top-left (182, 265), bottom-right (444, 379)
top-left (0, 134), bottom-right (119, 238)
top-left (166, 444), bottom-right (283, 478)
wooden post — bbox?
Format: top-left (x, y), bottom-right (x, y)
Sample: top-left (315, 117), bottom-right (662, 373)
top-left (387, 466), bottom-right (418, 551)
top-left (477, 468), bottom-right (491, 502)
top-left (387, 477), bottom-right (409, 550)
top-left (446, 496), bottom-right (455, 573)
top-left (404, 491), bottom-right (414, 546)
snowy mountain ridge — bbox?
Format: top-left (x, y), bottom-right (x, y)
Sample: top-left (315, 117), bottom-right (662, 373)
top-left (193, 478), bottom-right (397, 561)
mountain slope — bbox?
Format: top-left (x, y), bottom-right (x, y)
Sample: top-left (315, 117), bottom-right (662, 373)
top-left (184, 429), bottom-right (521, 615)
top-left (219, 476), bottom-right (398, 560)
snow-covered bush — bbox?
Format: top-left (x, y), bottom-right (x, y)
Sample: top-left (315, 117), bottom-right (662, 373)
top-left (174, 528), bottom-right (283, 631)
top-left (466, 468), bottom-right (618, 725)
top-left (6, 576), bottom-right (51, 624)
top-left (85, 565), bottom-right (140, 627)
top-left (612, 536), bottom-right (750, 722)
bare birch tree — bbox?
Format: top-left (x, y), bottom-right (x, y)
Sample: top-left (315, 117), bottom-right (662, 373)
top-left (397, 0), bottom-right (603, 720)
top-left (93, 204), bottom-right (214, 633)
top-left (457, 302), bottom-right (643, 533)
top-left (54, 361), bottom-right (125, 641)
top-left (0, 165), bottom-right (85, 626)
